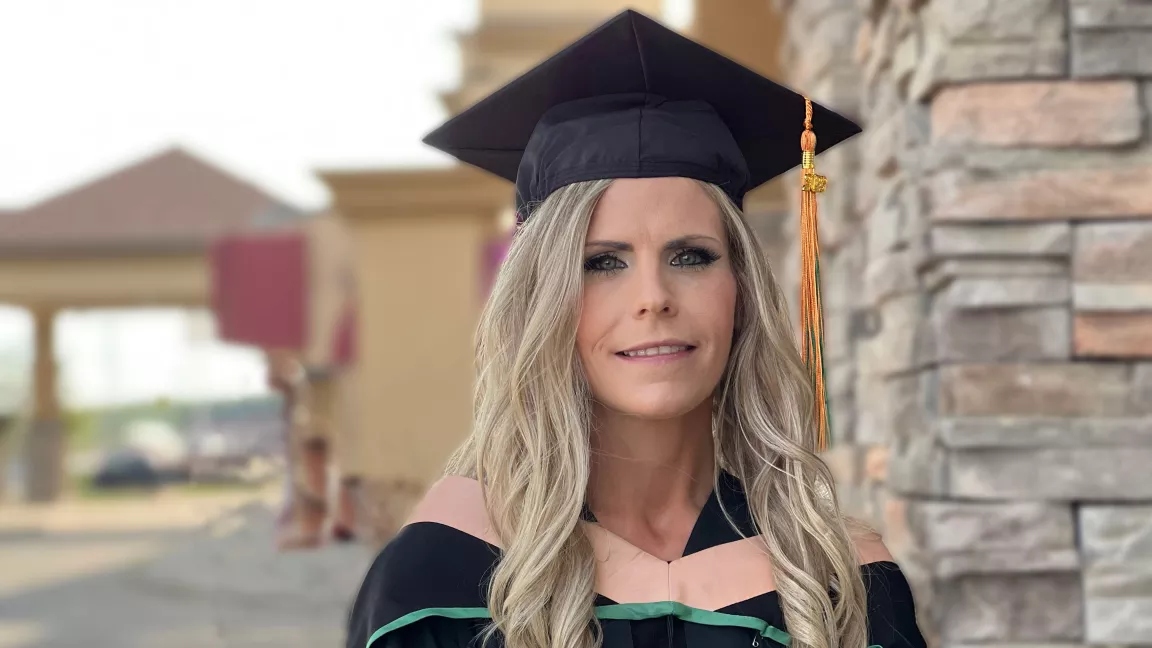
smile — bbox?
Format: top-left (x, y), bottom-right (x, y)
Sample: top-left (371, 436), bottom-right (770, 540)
top-left (622, 343), bottom-right (691, 357)
top-left (616, 345), bottom-right (696, 358)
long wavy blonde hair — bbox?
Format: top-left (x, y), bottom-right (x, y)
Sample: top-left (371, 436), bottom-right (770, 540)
top-left (443, 179), bottom-right (870, 648)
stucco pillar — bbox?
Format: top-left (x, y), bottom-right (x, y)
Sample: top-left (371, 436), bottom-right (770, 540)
top-left (24, 306), bottom-right (65, 502)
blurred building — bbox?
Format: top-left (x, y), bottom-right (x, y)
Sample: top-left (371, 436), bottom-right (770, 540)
top-left (0, 147), bottom-right (306, 501)
top-left (318, 0), bottom-right (792, 545)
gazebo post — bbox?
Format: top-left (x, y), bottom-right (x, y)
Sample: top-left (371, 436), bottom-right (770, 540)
top-left (24, 305), bottom-right (65, 503)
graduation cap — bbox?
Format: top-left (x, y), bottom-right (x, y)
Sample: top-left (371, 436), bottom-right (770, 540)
top-left (424, 8), bottom-right (860, 450)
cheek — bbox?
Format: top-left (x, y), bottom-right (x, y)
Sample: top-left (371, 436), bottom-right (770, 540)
top-left (693, 272), bottom-right (738, 347)
top-left (576, 282), bottom-right (608, 364)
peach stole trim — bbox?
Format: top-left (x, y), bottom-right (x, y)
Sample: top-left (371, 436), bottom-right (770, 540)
top-left (406, 475), bottom-right (502, 547)
top-left (405, 476), bottom-right (892, 612)
top-left (582, 523), bottom-right (776, 611)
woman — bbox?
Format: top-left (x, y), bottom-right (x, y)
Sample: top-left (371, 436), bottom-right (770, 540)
top-left (348, 9), bottom-right (925, 648)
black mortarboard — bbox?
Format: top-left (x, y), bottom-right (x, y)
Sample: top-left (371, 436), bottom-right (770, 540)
top-left (422, 8), bottom-right (862, 219)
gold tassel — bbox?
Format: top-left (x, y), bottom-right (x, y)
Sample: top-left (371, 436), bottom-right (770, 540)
top-left (800, 97), bottom-right (831, 453)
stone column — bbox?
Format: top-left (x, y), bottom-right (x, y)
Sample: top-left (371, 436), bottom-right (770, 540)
top-left (24, 306), bottom-right (65, 503)
top-left (775, 0), bottom-right (1152, 644)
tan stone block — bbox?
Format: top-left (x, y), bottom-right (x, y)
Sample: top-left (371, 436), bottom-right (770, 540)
top-left (1075, 222), bottom-right (1152, 282)
top-left (940, 363), bottom-right (1131, 417)
top-left (1075, 313), bottom-right (1152, 358)
top-left (933, 81), bottom-right (1140, 147)
top-left (823, 445), bottom-right (861, 486)
top-left (865, 445), bottom-right (890, 483)
top-left (882, 495), bottom-right (913, 557)
top-left (854, 19), bottom-right (874, 67)
top-left (933, 167), bottom-right (1152, 221)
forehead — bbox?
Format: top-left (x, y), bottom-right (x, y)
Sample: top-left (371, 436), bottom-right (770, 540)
top-left (588, 178), bottom-right (723, 239)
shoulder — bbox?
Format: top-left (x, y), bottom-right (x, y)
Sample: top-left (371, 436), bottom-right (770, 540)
top-left (842, 519), bottom-right (927, 648)
top-left (372, 475), bottom-right (503, 600)
top-left (845, 517), bottom-right (895, 565)
top-left (346, 476), bottom-right (500, 648)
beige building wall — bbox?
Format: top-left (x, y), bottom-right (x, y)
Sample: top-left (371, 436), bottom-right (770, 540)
top-left (339, 214), bottom-right (486, 481)
top-left (322, 167), bottom-right (507, 541)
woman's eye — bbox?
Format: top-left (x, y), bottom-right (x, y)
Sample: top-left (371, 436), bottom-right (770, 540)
top-left (671, 247), bottom-right (719, 268)
top-left (584, 253), bottom-right (626, 274)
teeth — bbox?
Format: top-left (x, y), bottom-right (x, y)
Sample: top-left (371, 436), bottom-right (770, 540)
top-left (622, 345), bottom-right (689, 357)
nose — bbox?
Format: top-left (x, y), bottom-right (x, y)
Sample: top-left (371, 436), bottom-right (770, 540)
top-left (632, 262), bottom-right (677, 318)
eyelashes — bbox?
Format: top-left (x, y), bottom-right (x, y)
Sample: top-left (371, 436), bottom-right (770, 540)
top-left (583, 246), bottom-right (721, 276)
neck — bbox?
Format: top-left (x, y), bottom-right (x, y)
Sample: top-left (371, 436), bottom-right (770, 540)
top-left (586, 398), bottom-right (716, 527)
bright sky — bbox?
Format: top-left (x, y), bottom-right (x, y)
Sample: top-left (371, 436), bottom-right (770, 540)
top-left (0, 0), bottom-right (477, 409)
top-left (0, 0), bottom-right (478, 211)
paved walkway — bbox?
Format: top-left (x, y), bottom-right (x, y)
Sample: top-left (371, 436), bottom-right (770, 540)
top-left (0, 489), bottom-right (375, 648)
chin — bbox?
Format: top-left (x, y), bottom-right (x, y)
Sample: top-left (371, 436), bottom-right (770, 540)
top-left (606, 388), bottom-right (710, 420)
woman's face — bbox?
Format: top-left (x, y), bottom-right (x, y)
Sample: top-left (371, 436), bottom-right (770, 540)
top-left (577, 177), bottom-right (738, 420)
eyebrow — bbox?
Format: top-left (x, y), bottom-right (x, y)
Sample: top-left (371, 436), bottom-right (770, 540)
top-left (584, 234), bottom-right (723, 251)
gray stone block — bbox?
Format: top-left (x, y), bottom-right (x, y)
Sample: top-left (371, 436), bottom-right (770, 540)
top-left (950, 447), bottom-right (1152, 500)
top-left (933, 549), bottom-right (1080, 579)
top-left (856, 371), bottom-right (931, 446)
top-left (933, 307), bottom-right (1071, 362)
top-left (927, 0), bottom-right (1065, 40)
top-left (943, 644), bottom-right (1087, 648)
top-left (1084, 564), bottom-right (1152, 642)
top-left (1074, 282), bottom-right (1152, 311)
top-left (865, 249), bottom-right (919, 305)
top-left (856, 295), bottom-right (929, 377)
top-left (910, 500), bottom-right (1076, 553)
top-left (1073, 29), bottom-right (1152, 77)
top-left (939, 574), bottom-right (1083, 642)
top-left (939, 278), bottom-right (1070, 310)
top-left (1073, 0), bottom-right (1152, 28)
top-left (922, 259), bottom-right (1068, 292)
top-left (927, 259), bottom-right (1067, 279)
top-left (866, 181), bottom-right (908, 259)
top-left (1081, 505), bottom-right (1152, 564)
top-left (912, 39), bottom-right (1066, 100)
top-left (939, 417), bottom-right (1152, 448)
top-left (1136, 363), bottom-right (1152, 415)
top-left (888, 434), bottom-right (949, 497)
top-left (931, 223), bottom-right (1072, 257)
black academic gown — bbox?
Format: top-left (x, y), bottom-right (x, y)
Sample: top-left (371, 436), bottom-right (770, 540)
top-left (347, 473), bottom-right (926, 648)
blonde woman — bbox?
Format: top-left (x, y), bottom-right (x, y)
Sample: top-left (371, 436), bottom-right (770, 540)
top-left (348, 10), bottom-right (925, 648)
